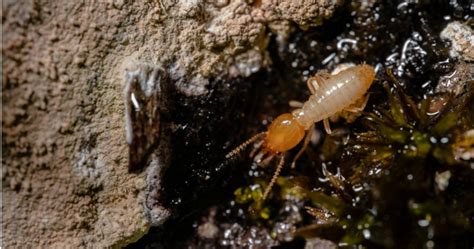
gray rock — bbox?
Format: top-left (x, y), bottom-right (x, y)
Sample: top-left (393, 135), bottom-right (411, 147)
top-left (440, 21), bottom-right (474, 61)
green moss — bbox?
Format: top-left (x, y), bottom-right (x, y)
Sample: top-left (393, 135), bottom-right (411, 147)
top-left (433, 112), bottom-right (459, 135)
top-left (234, 184), bottom-right (263, 204)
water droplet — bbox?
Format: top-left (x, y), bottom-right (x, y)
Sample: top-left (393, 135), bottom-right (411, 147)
top-left (363, 229), bottom-right (371, 239)
top-left (418, 219), bottom-right (430, 227)
top-left (426, 240), bottom-right (435, 248)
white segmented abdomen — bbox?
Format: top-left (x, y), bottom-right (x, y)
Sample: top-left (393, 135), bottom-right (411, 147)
top-left (292, 64), bottom-right (376, 129)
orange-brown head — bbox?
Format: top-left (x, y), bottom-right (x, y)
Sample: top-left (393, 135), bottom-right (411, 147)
top-left (264, 113), bottom-right (305, 153)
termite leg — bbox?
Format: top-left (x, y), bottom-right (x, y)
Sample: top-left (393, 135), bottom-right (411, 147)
top-left (253, 149), bottom-right (267, 164)
top-left (254, 148), bottom-right (275, 167)
top-left (226, 132), bottom-right (265, 159)
top-left (307, 80), bottom-right (317, 94)
top-left (250, 139), bottom-right (264, 158)
top-left (346, 94), bottom-right (370, 113)
top-left (262, 154), bottom-right (286, 201)
top-left (308, 73), bottom-right (331, 93)
top-left (260, 153), bottom-right (275, 167)
top-left (291, 125), bottom-right (315, 169)
top-left (346, 107), bottom-right (362, 113)
top-left (289, 100), bottom-right (304, 108)
top-left (323, 118), bottom-right (333, 135)
top-left (319, 72), bottom-right (332, 79)
top-left (306, 76), bottom-right (323, 94)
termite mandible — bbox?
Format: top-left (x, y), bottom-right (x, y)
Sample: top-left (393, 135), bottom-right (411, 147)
top-left (226, 64), bottom-right (376, 201)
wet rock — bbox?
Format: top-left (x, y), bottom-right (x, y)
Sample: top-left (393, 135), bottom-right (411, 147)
top-left (440, 21), bottom-right (474, 61)
top-left (436, 62), bottom-right (474, 96)
top-left (260, 0), bottom-right (340, 28)
top-left (304, 238), bottom-right (337, 249)
top-left (272, 202), bottom-right (304, 242)
top-left (198, 222), bottom-right (220, 240)
top-left (434, 170), bottom-right (452, 191)
top-left (219, 223), bottom-right (277, 248)
top-left (197, 208), bottom-right (219, 240)
top-left (161, 0), bottom-right (342, 96)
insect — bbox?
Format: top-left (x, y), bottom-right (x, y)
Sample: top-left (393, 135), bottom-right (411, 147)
top-left (226, 64), bottom-right (376, 200)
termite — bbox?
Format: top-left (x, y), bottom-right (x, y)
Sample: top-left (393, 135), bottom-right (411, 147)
top-left (226, 64), bottom-right (376, 201)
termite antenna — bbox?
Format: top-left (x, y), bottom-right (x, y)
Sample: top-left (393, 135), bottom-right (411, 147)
top-left (262, 154), bottom-right (286, 201)
top-left (225, 132), bottom-right (266, 159)
top-left (291, 124), bottom-right (314, 169)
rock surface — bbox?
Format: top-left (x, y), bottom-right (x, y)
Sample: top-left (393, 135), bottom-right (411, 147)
top-left (2, 0), bottom-right (339, 247)
top-left (440, 21), bottom-right (474, 61)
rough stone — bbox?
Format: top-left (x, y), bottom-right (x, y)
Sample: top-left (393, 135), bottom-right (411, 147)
top-left (304, 238), bottom-right (337, 249)
top-left (440, 21), bottom-right (474, 61)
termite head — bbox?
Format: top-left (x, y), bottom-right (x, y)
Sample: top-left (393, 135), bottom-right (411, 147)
top-left (226, 113), bottom-right (306, 201)
top-left (264, 113), bottom-right (305, 153)
top-left (226, 113), bottom-right (305, 161)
